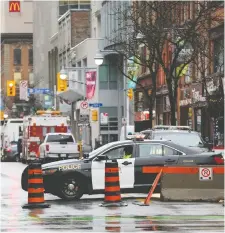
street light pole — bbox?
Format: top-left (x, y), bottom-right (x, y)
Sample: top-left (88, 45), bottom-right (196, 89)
top-left (123, 58), bottom-right (127, 140)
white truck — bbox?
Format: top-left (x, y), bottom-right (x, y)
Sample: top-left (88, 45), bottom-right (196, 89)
top-left (1, 118), bottom-right (23, 149)
top-left (39, 133), bottom-right (80, 162)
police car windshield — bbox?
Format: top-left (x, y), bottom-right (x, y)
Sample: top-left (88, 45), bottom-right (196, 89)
top-left (154, 132), bottom-right (204, 147)
top-left (89, 142), bottom-right (121, 159)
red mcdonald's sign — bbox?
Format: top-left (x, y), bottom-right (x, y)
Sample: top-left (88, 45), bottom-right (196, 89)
top-left (9, 1), bottom-right (20, 12)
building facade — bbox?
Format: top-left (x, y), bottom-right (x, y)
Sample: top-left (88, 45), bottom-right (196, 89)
top-left (33, 1), bottom-right (58, 91)
top-left (0, 0), bottom-right (33, 118)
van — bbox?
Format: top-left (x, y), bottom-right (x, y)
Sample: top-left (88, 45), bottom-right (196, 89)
top-left (2, 118), bottom-right (23, 149)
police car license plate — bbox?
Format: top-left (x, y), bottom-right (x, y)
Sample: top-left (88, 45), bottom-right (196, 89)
top-left (61, 154), bottom-right (66, 157)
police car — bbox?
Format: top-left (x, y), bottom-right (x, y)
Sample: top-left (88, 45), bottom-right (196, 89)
top-left (21, 138), bottom-right (224, 200)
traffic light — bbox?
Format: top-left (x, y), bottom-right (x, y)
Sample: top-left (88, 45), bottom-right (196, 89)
top-left (127, 88), bottom-right (133, 100)
top-left (57, 72), bottom-right (67, 92)
top-left (91, 110), bottom-right (98, 121)
top-left (7, 80), bottom-right (16, 96)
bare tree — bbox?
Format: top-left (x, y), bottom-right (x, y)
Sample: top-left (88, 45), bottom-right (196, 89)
top-left (107, 1), bottom-right (223, 126)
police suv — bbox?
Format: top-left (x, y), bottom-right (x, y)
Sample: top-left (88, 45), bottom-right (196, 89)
top-left (21, 138), bottom-right (223, 200)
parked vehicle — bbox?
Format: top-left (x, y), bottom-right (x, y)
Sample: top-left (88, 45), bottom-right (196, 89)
top-left (3, 141), bottom-right (20, 162)
top-left (140, 125), bottom-right (210, 152)
top-left (39, 133), bottom-right (79, 162)
top-left (21, 137), bottom-right (224, 200)
top-left (1, 118), bottom-right (23, 152)
top-left (21, 110), bottom-right (70, 164)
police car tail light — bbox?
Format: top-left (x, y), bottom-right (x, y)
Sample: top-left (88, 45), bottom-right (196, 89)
top-left (213, 155), bottom-right (224, 165)
top-left (46, 144), bottom-right (49, 152)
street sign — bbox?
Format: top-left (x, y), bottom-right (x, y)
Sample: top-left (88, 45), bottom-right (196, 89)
top-left (28, 88), bottom-right (53, 95)
top-left (89, 103), bottom-right (103, 108)
top-left (80, 101), bottom-right (88, 109)
top-left (199, 167), bottom-right (213, 181)
top-left (20, 80), bottom-right (28, 101)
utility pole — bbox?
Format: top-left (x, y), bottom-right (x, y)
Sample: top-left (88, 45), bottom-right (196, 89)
top-left (123, 58), bottom-right (127, 140)
top-left (53, 84), bottom-right (57, 110)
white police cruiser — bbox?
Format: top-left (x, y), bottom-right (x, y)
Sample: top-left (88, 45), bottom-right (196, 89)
top-left (21, 137), bottom-right (223, 200)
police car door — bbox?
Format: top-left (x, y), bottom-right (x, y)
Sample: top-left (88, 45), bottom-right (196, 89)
top-left (91, 145), bottom-right (135, 190)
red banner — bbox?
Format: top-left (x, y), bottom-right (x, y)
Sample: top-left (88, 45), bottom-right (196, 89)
top-left (86, 71), bottom-right (96, 99)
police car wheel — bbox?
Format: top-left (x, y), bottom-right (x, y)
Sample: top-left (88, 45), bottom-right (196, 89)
top-left (58, 177), bottom-right (84, 200)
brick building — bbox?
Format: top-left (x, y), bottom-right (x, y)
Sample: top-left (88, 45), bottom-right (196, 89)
top-left (1, 34), bottom-right (33, 117)
top-left (58, 10), bottom-right (91, 68)
top-left (0, 0), bottom-right (33, 118)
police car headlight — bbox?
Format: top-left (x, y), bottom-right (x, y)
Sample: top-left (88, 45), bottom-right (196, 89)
top-left (42, 169), bottom-right (58, 175)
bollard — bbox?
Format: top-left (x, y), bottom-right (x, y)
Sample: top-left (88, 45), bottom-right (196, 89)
top-left (22, 160), bottom-right (50, 209)
top-left (100, 161), bottom-right (127, 207)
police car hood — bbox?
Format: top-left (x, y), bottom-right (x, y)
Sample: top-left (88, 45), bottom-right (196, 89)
top-left (42, 159), bottom-right (82, 170)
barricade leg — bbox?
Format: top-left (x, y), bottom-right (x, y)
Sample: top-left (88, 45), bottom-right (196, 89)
top-left (134, 169), bottom-right (163, 206)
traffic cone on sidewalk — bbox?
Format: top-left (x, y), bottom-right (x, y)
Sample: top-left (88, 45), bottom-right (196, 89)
top-left (22, 160), bottom-right (50, 209)
top-left (100, 161), bottom-right (127, 207)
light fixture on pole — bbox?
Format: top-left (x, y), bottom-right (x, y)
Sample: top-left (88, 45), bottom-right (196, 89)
top-left (60, 66), bottom-right (68, 80)
top-left (94, 53), bottom-right (104, 66)
top-left (3, 113), bottom-right (8, 119)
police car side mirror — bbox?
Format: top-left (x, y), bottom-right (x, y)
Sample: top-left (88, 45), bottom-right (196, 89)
top-left (96, 154), bottom-right (107, 161)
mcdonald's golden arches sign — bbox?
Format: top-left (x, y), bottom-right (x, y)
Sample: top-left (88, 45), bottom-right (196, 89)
top-left (9, 1), bottom-right (20, 12)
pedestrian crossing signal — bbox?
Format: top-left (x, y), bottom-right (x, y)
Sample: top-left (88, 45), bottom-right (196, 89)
top-left (127, 88), bottom-right (133, 100)
top-left (7, 80), bottom-right (16, 96)
top-left (57, 73), bottom-right (67, 92)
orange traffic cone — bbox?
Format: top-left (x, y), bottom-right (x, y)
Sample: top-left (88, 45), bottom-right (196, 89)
top-left (100, 161), bottom-right (127, 207)
top-left (22, 160), bottom-right (50, 209)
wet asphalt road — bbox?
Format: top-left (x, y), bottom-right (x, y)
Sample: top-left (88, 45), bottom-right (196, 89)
top-left (1, 162), bottom-right (224, 232)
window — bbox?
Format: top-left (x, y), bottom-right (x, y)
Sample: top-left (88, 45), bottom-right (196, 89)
top-left (153, 132), bottom-right (204, 147)
top-left (99, 64), bottom-right (118, 90)
top-left (164, 146), bottom-right (182, 155)
top-left (100, 107), bottom-right (118, 131)
top-left (109, 65), bottom-right (117, 89)
top-left (103, 145), bottom-right (133, 160)
top-left (83, 58), bottom-right (87, 67)
top-left (29, 49), bottom-right (33, 65)
top-left (139, 144), bottom-right (163, 157)
top-left (214, 37), bottom-right (224, 73)
top-left (46, 134), bottom-right (74, 143)
top-left (99, 65), bottom-right (109, 89)
top-left (14, 48), bottom-right (21, 65)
